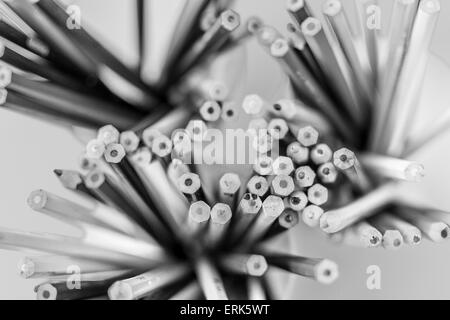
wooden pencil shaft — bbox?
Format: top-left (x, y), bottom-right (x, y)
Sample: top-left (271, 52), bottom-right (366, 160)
top-left (108, 264), bottom-right (190, 300)
top-left (349, 221), bottom-right (382, 247)
top-left (169, 281), bottom-right (203, 300)
top-left (404, 107), bottom-right (450, 156)
top-left (6, 0), bottom-right (97, 78)
top-left (173, 10), bottom-right (240, 80)
top-left (270, 39), bottom-right (354, 143)
top-left (219, 16), bottom-right (262, 53)
top-left (134, 106), bottom-right (193, 137)
top-left (320, 182), bottom-right (397, 233)
top-left (271, 98), bottom-right (327, 128)
top-left (354, 0), bottom-right (380, 78)
top-left (79, 223), bottom-right (168, 264)
top-left (301, 17), bottom-right (365, 127)
top-left (84, 170), bottom-right (171, 246)
top-left (36, 0), bottom-right (163, 109)
top-left (129, 149), bottom-right (189, 229)
top-left (360, 154), bottom-right (424, 182)
top-left (219, 254), bottom-right (268, 277)
top-left (247, 277), bottom-right (266, 300)
top-left (101, 151), bottom-right (171, 234)
top-left (19, 255), bottom-right (120, 279)
top-left (195, 258), bottom-right (229, 300)
top-left (53, 169), bottom-right (102, 202)
top-left (7, 72), bottom-right (142, 129)
top-left (263, 210), bottom-right (299, 241)
top-left (0, 1), bottom-right (36, 36)
top-left (158, 0), bottom-right (210, 85)
top-left (27, 189), bottom-right (109, 229)
top-left (205, 203), bottom-right (232, 245)
top-left (395, 206), bottom-right (450, 242)
top-left (263, 253), bottom-right (338, 284)
top-left (44, 269), bottom-right (131, 284)
top-left (0, 228), bottom-right (154, 267)
top-left (369, 0), bottom-right (418, 151)
top-left (105, 144), bottom-right (163, 215)
top-left (241, 195), bottom-right (285, 246)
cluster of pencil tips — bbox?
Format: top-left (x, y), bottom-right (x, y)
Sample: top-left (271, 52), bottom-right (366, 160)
top-left (0, 0), bottom-right (449, 300)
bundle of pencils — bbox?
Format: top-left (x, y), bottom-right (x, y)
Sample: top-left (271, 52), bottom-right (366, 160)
top-left (0, 0), bottom-right (449, 300)
top-left (0, 121), bottom-right (339, 300)
top-left (245, 0), bottom-right (450, 250)
top-left (0, 0), bottom-right (254, 130)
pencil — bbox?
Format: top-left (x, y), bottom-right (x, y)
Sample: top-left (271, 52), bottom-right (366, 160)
top-left (301, 17), bottom-right (365, 127)
top-left (286, 142), bottom-right (309, 165)
top-left (195, 257), bottom-right (228, 300)
top-left (360, 154), bottom-right (425, 182)
top-left (240, 195), bottom-right (285, 246)
top-left (310, 144), bottom-right (333, 165)
top-left (173, 9), bottom-right (240, 80)
top-left (302, 205), bottom-right (324, 228)
top-left (379, 0), bottom-right (440, 156)
top-left (317, 162), bottom-right (339, 184)
top-left (264, 209), bottom-right (299, 240)
top-left (205, 203), bottom-right (232, 245)
top-left (268, 118), bottom-right (289, 140)
top-left (395, 206), bottom-right (450, 243)
top-left (18, 255), bottom-right (121, 279)
top-left (271, 175), bottom-right (295, 197)
top-left (286, 0), bottom-right (312, 28)
top-left (323, 0), bottom-right (372, 102)
top-left (247, 176), bottom-right (269, 198)
top-left (227, 193), bottom-right (262, 245)
top-left (247, 277), bottom-right (266, 300)
top-left (294, 166), bottom-right (316, 188)
top-left (287, 191), bottom-right (308, 211)
top-left (200, 100), bottom-right (222, 122)
top-left (188, 201), bottom-right (211, 236)
top-left (35, 0), bottom-right (164, 110)
top-left (320, 182), bottom-right (398, 234)
top-left (0, 228), bottom-right (157, 268)
top-left (333, 148), bottom-right (371, 192)
top-left (370, 213), bottom-right (422, 245)
top-left (262, 252), bottom-right (339, 284)
top-left (219, 254), bottom-right (268, 277)
top-left (219, 173), bottom-right (241, 209)
top-left (108, 264), bottom-right (190, 300)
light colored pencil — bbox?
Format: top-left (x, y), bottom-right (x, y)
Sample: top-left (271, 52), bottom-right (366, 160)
top-left (220, 254), bottom-right (268, 277)
top-left (108, 264), bottom-right (190, 300)
top-left (360, 154), bottom-right (425, 182)
top-left (195, 257), bottom-right (228, 300)
top-left (320, 182), bottom-right (398, 233)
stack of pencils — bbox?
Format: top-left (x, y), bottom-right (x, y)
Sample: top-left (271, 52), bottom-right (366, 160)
top-left (0, 0), bottom-right (449, 300)
top-left (0, 121), bottom-right (339, 300)
top-left (247, 0), bottom-right (450, 250)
